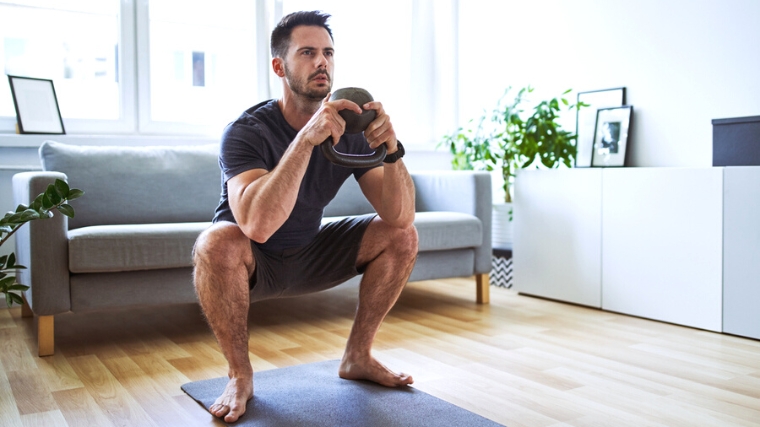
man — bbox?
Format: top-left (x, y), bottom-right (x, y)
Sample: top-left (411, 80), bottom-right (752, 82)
top-left (192, 10), bottom-right (418, 423)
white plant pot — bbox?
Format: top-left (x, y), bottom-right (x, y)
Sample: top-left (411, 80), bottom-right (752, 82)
top-left (492, 202), bottom-right (513, 248)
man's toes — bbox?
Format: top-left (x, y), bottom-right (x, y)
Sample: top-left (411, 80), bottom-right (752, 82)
top-left (224, 404), bottom-right (245, 422)
top-left (210, 403), bottom-right (230, 417)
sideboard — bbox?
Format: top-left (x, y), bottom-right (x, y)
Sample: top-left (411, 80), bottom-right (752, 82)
top-left (513, 167), bottom-right (760, 340)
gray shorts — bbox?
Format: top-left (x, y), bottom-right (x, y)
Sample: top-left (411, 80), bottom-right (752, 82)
top-left (249, 214), bottom-right (376, 302)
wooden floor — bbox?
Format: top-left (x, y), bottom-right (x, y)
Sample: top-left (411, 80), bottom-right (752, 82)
top-left (1, 278), bottom-right (759, 427)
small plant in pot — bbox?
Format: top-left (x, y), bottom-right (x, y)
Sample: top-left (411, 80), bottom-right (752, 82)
top-left (440, 86), bottom-right (583, 245)
top-left (1, 179), bottom-right (83, 307)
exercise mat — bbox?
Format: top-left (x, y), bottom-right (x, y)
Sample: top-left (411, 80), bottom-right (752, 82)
top-left (181, 359), bottom-right (503, 426)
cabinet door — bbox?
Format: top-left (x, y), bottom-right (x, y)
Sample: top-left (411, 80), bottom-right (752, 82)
top-left (513, 169), bottom-right (603, 307)
top-left (602, 168), bottom-right (723, 331)
top-left (723, 167), bottom-right (760, 339)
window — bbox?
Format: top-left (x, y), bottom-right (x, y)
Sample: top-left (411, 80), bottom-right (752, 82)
top-left (141, 0), bottom-right (259, 134)
top-left (1, 0), bottom-right (259, 136)
top-left (1, 0), bottom-right (455, 147)
top-left (1, 1), bottom-right (121, 125)
top-left (277, 0), bottom-right (457, 148)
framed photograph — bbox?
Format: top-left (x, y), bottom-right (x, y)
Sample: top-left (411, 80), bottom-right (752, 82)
top-left (591, 106), bottom-right (633, 167)
top-left (7, 75), bottom-right (65, 134)
top-left (575, 87), bottom-right (625, 167)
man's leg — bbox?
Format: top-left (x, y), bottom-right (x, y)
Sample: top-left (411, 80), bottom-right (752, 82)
top-left (339, 217), bottom-right (418, 386)
top-left (193, 222), bottom-right (255, 423)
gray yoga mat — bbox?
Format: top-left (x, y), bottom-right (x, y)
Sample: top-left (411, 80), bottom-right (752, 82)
top-left (181, 359), bottom-right (503, 426)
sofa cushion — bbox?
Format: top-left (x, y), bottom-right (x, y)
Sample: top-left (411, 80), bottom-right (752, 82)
top-left (323, 211), bottom-right (482, 252)
top-left (413, 212), bottom-right (482, 251)
top-left (68, 222), bottom-right (210, 273)
top-left (40, 141), bottom-right (221, 229)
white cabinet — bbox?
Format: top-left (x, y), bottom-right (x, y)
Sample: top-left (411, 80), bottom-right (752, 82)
top-left (723, 167), bottom-right (760, 339)
top-left (514, 167), bottom-right (755, 334)
top-left (601, 168), bottom-right (723, 332)
top-left (513, 169), bottom-right (603, 308)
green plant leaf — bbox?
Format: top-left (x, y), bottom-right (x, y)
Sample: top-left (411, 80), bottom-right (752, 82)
top-left (19, 209), bottom-right (41, 222)
top-left (41, 193), bottom-right (54, 210)
top-left (57, 204), bottom-right (75, 218)
top-left (67, 188), bottom-right (84, 200)
top-left (54, 179), bottom-right (70, 199)
top-left (7, 292), bottom-right (24, 307)
top-left (46, 184), bottom-right (63, 205)
top-left (30, 196), bottom-right (43, 211)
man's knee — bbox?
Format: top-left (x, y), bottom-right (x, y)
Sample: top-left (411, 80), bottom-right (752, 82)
top-left (193, 222), bottom-right (254, 271)
top-left (388, 224), bottom-right (418, 261)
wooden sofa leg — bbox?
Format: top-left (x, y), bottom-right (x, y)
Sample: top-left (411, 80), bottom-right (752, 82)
top-left (476, 273), bottom-right (490, 304)
top-left (21, 294), bottom-right (33, 318)
top-left (38, 315), bottom-right (54, 357)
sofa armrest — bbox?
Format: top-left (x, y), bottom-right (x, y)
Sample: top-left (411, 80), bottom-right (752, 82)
top-left (411, 171), bottom-right (492, 274)
top-left (12, 171), bottom-right (71, 316)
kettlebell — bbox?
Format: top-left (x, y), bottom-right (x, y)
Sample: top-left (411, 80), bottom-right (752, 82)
top-left (320, 87), bottom-right (387, 168)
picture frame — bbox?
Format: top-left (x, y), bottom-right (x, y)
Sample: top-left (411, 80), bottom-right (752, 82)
top-left (7, 75), bottom-right (66, 134)
top-left (575, 87), bottom-right (625, 167)
top-left (591, 105), bottom-right (633, 167)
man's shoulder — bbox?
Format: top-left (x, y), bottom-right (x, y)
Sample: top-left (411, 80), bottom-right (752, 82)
top-left (223, 100), bottom-right (282, 141)
top-left (231, 99), bottom-right (279, 128)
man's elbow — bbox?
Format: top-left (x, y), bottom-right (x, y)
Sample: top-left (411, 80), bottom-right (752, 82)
top-left (239, 221), bottom-right (272, 244)
top-left (385, 212), bottom-right (415, 229)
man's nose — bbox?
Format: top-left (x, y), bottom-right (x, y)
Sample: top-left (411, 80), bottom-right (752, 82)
top-left (316, 52), bottom-right (328, 68)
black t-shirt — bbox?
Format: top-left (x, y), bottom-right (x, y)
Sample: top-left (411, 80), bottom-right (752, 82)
top-left (213, 99), bottom-right (376, 252)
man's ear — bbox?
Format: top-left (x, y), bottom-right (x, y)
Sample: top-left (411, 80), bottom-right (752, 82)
top-left (272, 58), bottom-right (285, 77)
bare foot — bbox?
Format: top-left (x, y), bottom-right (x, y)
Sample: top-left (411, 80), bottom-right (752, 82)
top-left (339, 355), bottom-right (413, 387)
top-left (208, 376), bottom-right (253, 423)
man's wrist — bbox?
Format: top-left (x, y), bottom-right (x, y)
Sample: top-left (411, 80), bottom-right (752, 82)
top-left (383, 141), bottom-right (405, 163)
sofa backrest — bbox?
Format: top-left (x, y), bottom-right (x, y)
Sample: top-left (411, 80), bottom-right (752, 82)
top-left (39, 141), bottom-right (377, 229)
top-left (323, 177), bottom-right (375, 217)
top-left (40, 141), bottom-right (221, 229)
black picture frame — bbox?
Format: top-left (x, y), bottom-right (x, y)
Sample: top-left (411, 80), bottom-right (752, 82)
top-left (575, 87), bottom-right (626, 167)
top-left (591, 105), bottom-right (633, 167)
top-left (7, 75), bottom-right (66, 134)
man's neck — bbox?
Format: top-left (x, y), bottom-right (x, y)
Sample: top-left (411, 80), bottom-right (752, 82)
top-left (278, 91), bottom-right (321, 131)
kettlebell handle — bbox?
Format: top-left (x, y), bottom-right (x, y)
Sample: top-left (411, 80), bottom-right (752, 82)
top-left (320, 87), bottom-right (387, 168)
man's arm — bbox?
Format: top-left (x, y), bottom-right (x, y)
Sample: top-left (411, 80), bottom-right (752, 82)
top-left (357, 102), bottom-right (415, 228)
top-left (228, 96), bottom-right (362, 243)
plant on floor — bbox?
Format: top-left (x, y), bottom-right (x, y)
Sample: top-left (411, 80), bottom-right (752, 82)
top-left (0, 179), bottom-right (83, 307)
top-left (440, 86), bottom-right (584, 203)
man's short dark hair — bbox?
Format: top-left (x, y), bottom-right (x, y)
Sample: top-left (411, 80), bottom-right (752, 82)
top-left (271, 11), bottom-right (334, 59)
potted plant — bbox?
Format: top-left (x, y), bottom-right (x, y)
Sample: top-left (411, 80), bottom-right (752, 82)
top-left (440, 86), bottom-right (583, 247)
top-left (1, 179), bottom-right (82, 307)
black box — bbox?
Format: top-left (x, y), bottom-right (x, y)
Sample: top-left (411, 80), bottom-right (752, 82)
top-left (713, 115), bottom-right (760, 166)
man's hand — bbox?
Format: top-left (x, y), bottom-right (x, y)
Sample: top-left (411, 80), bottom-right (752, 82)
top-left (362, 101), bottom-right (398, 155)
top-left (300, 93), bottom-right (363, 147)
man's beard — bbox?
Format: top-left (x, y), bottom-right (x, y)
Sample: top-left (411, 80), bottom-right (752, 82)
top-left (284, 64), bottom-right (332, 100)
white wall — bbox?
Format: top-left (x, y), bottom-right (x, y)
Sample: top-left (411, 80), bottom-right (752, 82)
top-left (458, 0), bottom-right (760, 167)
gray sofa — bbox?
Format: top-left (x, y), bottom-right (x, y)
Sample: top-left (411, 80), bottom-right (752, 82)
top-left (13, 141), bottom-right (492, 356)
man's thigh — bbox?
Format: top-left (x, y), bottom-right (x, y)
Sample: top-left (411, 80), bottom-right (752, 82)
top-left (249, 214), bottom-right (376, 301)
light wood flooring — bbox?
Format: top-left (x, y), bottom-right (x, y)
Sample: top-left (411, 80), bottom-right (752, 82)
top-left (2, 277), bottom-right (759, 427)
